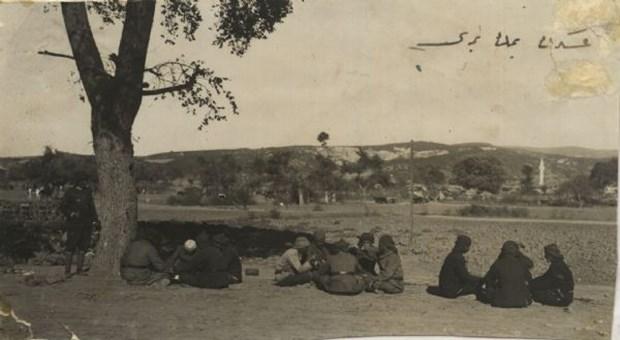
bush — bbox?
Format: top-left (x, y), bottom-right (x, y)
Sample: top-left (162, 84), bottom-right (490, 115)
top-left (458, 204), bottom-right (529, 218)
top-left (269, 208), bottom-right (282, 219)
top-left (0, 220), bottom-right (62, 263)
top-left (312, 204), bottom-right (324, 212)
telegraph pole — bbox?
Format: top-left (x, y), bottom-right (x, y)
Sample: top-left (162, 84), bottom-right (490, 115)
top-left (408, 139), bottom-right (415, 249)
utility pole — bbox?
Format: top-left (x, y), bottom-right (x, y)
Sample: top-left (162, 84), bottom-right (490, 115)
top-left (408, 139), bottom-right (415, 249)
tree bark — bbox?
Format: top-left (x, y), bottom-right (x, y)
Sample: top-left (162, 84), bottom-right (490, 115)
top-left (61, 1), bottom-right (156, 278)
top-left (91, 130), bottom-right (137, 277)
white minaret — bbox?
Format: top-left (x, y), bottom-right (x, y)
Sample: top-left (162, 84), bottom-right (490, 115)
top-left (538, 158), bottom-right (545, 187)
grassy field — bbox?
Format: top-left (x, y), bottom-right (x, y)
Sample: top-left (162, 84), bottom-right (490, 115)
top-left (138, 201), bottom-right (618, 223)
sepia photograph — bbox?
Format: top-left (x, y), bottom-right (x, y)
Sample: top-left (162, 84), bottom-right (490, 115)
top-left (0, 0), bottom-right (618, 339)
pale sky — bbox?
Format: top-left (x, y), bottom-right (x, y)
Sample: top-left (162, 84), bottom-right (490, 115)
top-left (0, 0), bottom-right (618, 157)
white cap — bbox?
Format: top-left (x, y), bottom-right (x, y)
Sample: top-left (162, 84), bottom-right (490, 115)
top-left (184, 239), bottom-right (197, 252)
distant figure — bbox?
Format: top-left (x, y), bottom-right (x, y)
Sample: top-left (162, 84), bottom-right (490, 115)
top-left (121, 230), bottom-right (173, 286)
top-left (172, 233), bottom-right (233, 289)
top-left (350, 232), bottom-right (378, 275)
top-left (530, 244), bottom-right (574, 307)
top-left (427, 235), bottom-right (481, 299)
top-left (274, 236), bottom-right (317, 287)
top-left (481, 241), bottom-right (532, 308)
top-left (368, 234), bottom-right (404, 294)
top-left (316, 239), bottom-right (366, 295)
top-left (59, 179), bottom-right (97, 277)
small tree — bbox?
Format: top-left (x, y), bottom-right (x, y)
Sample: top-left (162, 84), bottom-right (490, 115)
top-left (558, 175), bottom-right (594, 207)
top-left (452, 156), bottom-right (506, 194)
top-left (342, 148), bottom-right (390, 200)
top-left (317, 131), bottom-right (330, 147)
top-left (520, 164), bottom-right (534, 194)
top-left (590, 158), bottom-right (618, 190)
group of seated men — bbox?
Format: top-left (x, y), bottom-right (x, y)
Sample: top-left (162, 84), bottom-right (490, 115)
top-left (120, 229), bottom-right (242, 289)
top-left (274, 230), bottom-right (405, 295)
top-left (427, 235), bottom-right (574, 308)
top-left (119, 227), bottom-right (574, 308)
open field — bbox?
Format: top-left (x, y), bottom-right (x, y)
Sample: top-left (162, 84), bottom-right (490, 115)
top-left (138, 201), bottom-right (618, 223)
top-left (1, 202), bottom-right (616, 339)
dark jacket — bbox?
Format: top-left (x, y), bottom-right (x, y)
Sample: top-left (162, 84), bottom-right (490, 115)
top-left (530, 260), bottom-right (574, 297)
top-left (221, 245), bottom-right (243, 282)
top-left (377, 249), bottom-right (404, 282)
top-left (351, 245), bottom-right (378, 275)
top-left (122, 240), bottom-right (168, 272)
top-left (174, 245), bottom-right (227, 274)
top-left (484, 256), bottom-right (532, 308)
top-left (439, 251), bottom-right (479, 296)
top-left (60, 186), bottom-right (97, 225)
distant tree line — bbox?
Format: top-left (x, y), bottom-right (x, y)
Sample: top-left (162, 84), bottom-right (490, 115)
top-left (5, 144), bottom-right (617, 208)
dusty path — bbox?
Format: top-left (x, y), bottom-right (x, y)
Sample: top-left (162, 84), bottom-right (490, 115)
top-left (0, 264), bottom-right (614, 340)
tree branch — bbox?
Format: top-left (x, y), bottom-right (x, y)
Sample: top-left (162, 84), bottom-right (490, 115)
top-left (142, 83), bottom-right (192, 96)
top-left (37, 50), bottom-right (75, 60)
top-left (61, 2), bottom-right (108, 105)
top-left (114, 0), bottom-right (156, 120)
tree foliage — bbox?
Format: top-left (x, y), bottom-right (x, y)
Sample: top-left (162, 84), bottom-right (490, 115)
top-left (452, 156), bottom-right (506, 194)
top-left (520, 164), bottom-right (534, 194)
top-left (342, 148), bottom-right (391, 194)
top-left (558, 175), bottom-right (594, 207)
top-left (589, 158), bottom-right (618, 190)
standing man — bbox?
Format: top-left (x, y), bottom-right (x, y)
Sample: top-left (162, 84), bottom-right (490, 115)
top-left (59, 178), bottom-right (97, 277)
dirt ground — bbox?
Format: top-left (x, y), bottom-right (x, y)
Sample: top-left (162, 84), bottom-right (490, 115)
top-left (0, 262), bottom-right (614, 340)
top-left (0, 208), bottom-right (616, 340)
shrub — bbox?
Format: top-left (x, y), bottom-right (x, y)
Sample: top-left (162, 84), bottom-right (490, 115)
top-left (312, 204), bottom-right (324, 212)
top-left (458, 204), bottom-right (529, 218)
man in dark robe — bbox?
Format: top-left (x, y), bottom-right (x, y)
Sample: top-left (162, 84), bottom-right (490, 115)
top-left (427, 235), bottom-right (481, 298)
top-left (59, 179), bottom-right (98, 277)
top-left (212, 233), bottom-right (243, 284)
top-left (530, 244), bottom-right (574, 307)
top-left (121, 230), bottom-right (173, 286)
top-left (172, 233), bottom-right (231, 289)
top-left (481, 240), bottom-right (532, 308)
top-left (316, 239), bottom-right (366, 295)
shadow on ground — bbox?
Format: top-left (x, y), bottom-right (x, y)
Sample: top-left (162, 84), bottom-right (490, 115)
top-left (141, 221), bottom-right (309, 258)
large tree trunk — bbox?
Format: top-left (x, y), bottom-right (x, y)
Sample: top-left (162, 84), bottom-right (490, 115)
top-left (91, 131), bottom-right (137, 277)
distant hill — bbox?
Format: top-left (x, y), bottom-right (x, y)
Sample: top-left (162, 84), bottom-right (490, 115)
top-left (1, 141), bottom-right (616, 188)
top-left (505, 146), bottom-right (617, 159)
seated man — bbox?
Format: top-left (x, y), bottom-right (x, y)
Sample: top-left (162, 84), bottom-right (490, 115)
top-left (427, 235), bottom-right (481, 298)
top-left (530, 244), bottom-right (574, 307)
top-left (350, 232), bottom-right (378, 275)
top-left (274, 236), bottom-right (317, 287)
top-left (121, 230), bottom-right (172, 286)
top-left (307, 230), bottom-right (330, 269)
top-left (316, 239), bottom-right (366, 295)
top-left (211, 233), bottom-right (243, 284)
top-left (481, 241), bottom-right (532, 308)
top-left (172, 234), bottom-right (231, 289)
top-left (368, 234), bottom-right (404, 294)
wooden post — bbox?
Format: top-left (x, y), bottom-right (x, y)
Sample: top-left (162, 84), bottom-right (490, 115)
top-left (408, 140), bottom-right (415, 249)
